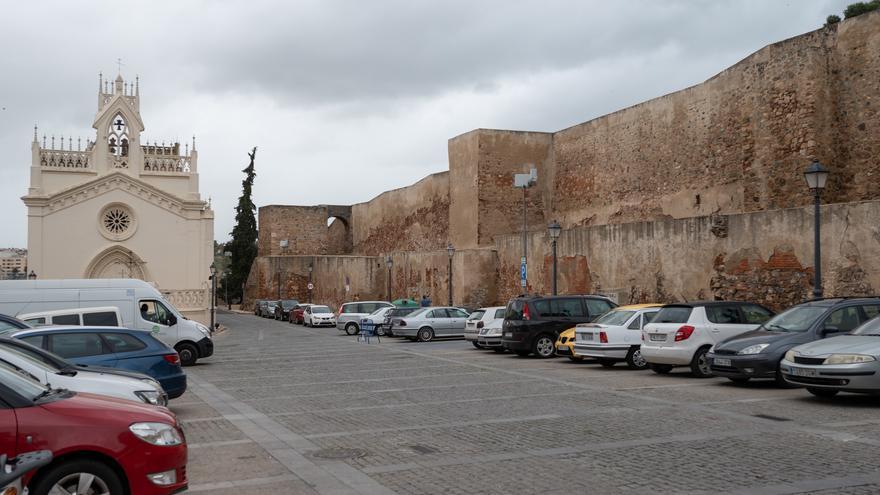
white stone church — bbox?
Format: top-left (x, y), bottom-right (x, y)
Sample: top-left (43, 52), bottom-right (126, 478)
top-left (22, 73), bottom-right (214, 323)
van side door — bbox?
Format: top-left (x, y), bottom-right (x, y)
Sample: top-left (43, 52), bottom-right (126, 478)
top-left (137, 300), bottom-right (177, 345)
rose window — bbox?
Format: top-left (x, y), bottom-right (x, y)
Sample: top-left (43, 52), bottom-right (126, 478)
top-left (103, 208), bottom-right (131, 234)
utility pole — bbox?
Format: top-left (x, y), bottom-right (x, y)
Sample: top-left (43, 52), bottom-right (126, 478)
top-left (513, 167), bottom-right (537, 293)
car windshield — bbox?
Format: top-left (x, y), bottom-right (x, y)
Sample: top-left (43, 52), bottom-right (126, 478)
top-left (851, 316), bottom-right (880, 336)
top-left (761, 306), bottom-right (828, 333)
top-left (0, 359), bottom-right (47, 400)
top-left (0, 344), bottom-right (61, 373)
top-left (468, 310), bottom-right (486, 321)
top-left (311, 306), bottom-right (332, 313)
top-left (281, 300), bottom-right (298, 308)
top-left (595, 310), bottom-right (636, 326)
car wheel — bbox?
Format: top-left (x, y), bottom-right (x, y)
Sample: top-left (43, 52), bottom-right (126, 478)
top-left (689, 346), bottom-right (713, 378)
top-left (176, 342), bottom-right (199, 366)
top-left (625, 347), bottom-right (649, 370)
top-left (650, 364), bottom-right (674, 374)
top-left (376, 325), bottom-right (386, 336)
top-left (31, 459), bottom-right (123, 495)
top-left (345, 323), bottom-right (359, 335)
top-left (597, 358), bottom-right (617, 368)
top-left (807, 387), bottom-right (839, 398)
top-left (472, 341), bottom-right (484, 349)
top-left (418, 327), bottom-right (435, 342)
top-left (514, 350), bottom-right (531, 357)
top-left (532, 335), bottom-right (556, 358)
top-left (728, 377), bottom-right (751, 384)
top-left (568, 355), bottom-right (584, 362)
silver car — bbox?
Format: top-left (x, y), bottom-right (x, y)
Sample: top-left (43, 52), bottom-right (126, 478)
top-left (781, 316), bottom-right (880, 397)
top-left (391, 307), bottom-right (470, 342)
top-left (336, 301), bottom-right (394, 335)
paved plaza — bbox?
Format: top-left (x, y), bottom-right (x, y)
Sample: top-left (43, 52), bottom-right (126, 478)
top-left (175, 312), bottom-right (880, 494)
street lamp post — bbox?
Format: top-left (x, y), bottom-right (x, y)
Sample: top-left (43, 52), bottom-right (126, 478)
top-left (804, 159), bottom-right (829, 299)
top-left (224, 251), bottom-right (232, 310)
top-left (209, 263), bottom-right (216, 332)
top-left (27, 270), bottom-right (37, 280)
top-left (514, 167), bottom-right (537, 292)
top-left (548, 221), bottom-right (562, 296)
top-left (385, 256), bottom-right (393, 301)
top-left (308, 263), bottom-right (314, 304)
top-left (447, 243), bottom-right (455, 306)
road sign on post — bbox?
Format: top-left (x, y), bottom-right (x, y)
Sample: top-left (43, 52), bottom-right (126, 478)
top-left (307, 283), bottom-right (314, 291)
top-left (520, 258), bottom-right (527, 288)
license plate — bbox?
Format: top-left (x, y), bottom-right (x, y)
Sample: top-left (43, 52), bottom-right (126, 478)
top-left (791, 367), bottom-right (818, 378)
top-left (579, 333), bottom-right (592, 341)
top-left (504, 332), bottom-right (512, 337)
top-left (649, 334), bottom-right (666, 342)
top-left (714, 358), bottom-right (731, 367)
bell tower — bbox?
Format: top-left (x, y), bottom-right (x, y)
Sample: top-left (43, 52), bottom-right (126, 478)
top-left (92, 71), bottom-right (145, 174)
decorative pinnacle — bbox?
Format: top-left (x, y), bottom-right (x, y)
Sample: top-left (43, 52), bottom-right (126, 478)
top-left (192, 135), bottom-right (196, 151)
top-left (33, 125), bottom-right (38, 143)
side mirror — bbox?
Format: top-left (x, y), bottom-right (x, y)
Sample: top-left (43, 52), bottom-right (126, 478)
top-left (822, 326), bottom-right (840, 336)
top-left (168, 315), bottom-right (178, 326)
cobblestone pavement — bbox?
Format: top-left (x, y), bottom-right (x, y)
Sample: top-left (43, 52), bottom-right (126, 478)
top-left (172, 312), bottom-right (880, 494)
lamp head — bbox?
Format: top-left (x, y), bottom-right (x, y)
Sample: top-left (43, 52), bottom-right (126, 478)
top-left (804, 159), bottom-right (829, 191)
top-left (548, 220), bottom-right (562, 240)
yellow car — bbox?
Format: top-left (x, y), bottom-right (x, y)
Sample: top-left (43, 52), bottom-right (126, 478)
top-left (555, 327), bottom-right (583, 361)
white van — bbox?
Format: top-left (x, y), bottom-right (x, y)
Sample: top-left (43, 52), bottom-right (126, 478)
top-left (18, 306), bottom-right (123, 327)
top-left (0, 279), bottom-right (213, 366)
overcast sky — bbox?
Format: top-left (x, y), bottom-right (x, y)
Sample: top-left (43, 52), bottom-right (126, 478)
top-left (0, 0), bottom-right (852, 247)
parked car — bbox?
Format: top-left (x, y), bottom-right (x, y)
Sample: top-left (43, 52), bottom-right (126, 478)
top-left (502, 295), bottom-right (617, 358)
top-left (573, 304), bottom-right (663, 369)
top-left (465, 307), bottom-right (506, 349)
top-left (0, 338), bottom-right (167, 406)
top-left (289, 303), bottom-right (313, 325)
top-left (18, 306), bottom-right (122, 327)
top-left (5, 326), bottom-right (187, 399)
top-left (261, 300), bottom-right (279, 318)
top-left (781, 315), bottom-right (880, 397)
top-left (473, 307), bottom-right (508, 352)
top-left (274, 299), bottom-right (300, 321)
top-left (0, 278), bottom-right (214, 366)
top-left (362, 306), bottom-right (396, 336)
top-left (709, 297), bottom-right (880, 385)
top-left (303, 305), bottom-right (337, 327)
top-left (390, 307), bottom-right (470, 342)
top-left (255, 300), bottom-right (267, 316)
top-left (641, 301), bottom-right (774, 377)
top-left (0, 361), bottom-right (188, 495)
top-left (383, 307), bottom-right (421, 336)
top-left (337, 301), bottom-right (394, 335)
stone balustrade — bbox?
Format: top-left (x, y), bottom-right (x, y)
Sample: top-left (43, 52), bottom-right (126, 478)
top-left (40, 149), bottom-right (91, 169)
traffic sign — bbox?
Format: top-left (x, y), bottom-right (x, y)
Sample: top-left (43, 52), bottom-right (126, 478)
top-left (520, 261), bottom-right (527, 287)
top-left (307, 283), bottom-right (314, 290)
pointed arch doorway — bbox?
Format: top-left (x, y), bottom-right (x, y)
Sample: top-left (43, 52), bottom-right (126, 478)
top-left (84, 246), bottom-right (150, 280)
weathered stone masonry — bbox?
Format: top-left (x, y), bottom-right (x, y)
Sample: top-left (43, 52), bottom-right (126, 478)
top-left (245, 12), bottom-right (880, 311)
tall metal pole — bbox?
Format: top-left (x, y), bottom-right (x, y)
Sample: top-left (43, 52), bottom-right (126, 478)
top-left (277, 269), bottom-right (282, 299)
top-left (448, 255), bottom-right (453, 306)
top-left (522, 186), bottom-right (528, 291)
top-left (387, 267), bottom-right (392, 301)
top-left (552, 239), bottom-right (558, 296)
top-left (813, 190), bottom-right (823, 299)
top-left (210, 275), bottom-right (215, 331)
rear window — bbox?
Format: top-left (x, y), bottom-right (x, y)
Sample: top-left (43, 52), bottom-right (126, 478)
top-left (103, 333), bottom-right (147, 353)
top-left (595, 310), bottom-right (635, 326)
top-left (468, 310), bottom-right (486, 321)
top-left (53, 314), bottom-right (81, 325)
top-left (653, 306), bottom-right (693, 324)
top-left (341, 304), bottom-right (359, 314)
top-left (505, 300), bottom-right (525, 320)
top-left (83, 311), bottom-right (119, 326)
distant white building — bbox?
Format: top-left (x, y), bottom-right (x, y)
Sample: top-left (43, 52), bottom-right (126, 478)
top-left (22, 72), bottom-right (214, 323)
top-left (0, 249), bottom-right (27, 279)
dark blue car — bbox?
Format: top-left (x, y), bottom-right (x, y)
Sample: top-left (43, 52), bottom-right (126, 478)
top-left (5, 326), bottom-right (187, 399)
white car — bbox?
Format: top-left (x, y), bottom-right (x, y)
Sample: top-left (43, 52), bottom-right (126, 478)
top-left (0, 340), bottom-right (167, 406)
top-left (465, 307), bottom-right (506, 350)
top-left (640, 302), bottom-right (774, 377)
top-left (573, 304), bottom-right (662, 369)
top-left (303, 305), bottom-right (337, 327)
top-left (363, 306), bottom-right (396, 336)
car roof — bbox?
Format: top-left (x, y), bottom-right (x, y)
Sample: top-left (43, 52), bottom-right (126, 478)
top-left (661, 301), bottom-right (762, 308)
top-left (512, 294), bottom-right (613, 301)
top-left (796, 297), bottom-right (880, 307)
top-left (10, 325), bottom-right (151, 337)
top-left (475, 306), bottom-right (506, 311)
top-left (18, 306), bottom-right (120, 318)
top-left (616, 304), bottom-right (663, 310)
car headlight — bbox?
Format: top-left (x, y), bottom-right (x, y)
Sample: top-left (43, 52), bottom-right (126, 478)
top-left (823, 354), bottom-right (876, 365)
top-left (784, 350), bottom-right (797, 361)
top-left (129, 422), bottom-right (183, 446)
top-left (738, 343), bottom-right (770, 355)
top-left (196, 323), bottom-right (211, 337)
top-left (135, 390), bottom-right (164, 406)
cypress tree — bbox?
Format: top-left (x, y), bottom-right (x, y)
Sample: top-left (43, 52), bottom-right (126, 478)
top-left (225, 147), bottom-right (259, 305)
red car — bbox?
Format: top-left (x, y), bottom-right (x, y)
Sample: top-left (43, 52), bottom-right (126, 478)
top-left (289, 304), bottom-right (313, 325)
top-left (0, 360), bottom-right (188, 495)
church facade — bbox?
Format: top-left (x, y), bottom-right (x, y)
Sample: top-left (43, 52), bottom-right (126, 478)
top-left (22, 73), bottom-right (214, 323)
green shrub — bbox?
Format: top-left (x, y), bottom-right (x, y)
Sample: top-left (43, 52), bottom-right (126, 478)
top-left (843, 0), bottom-right (880, 18)
top-left (826, 14), bottom-right (842, 25)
